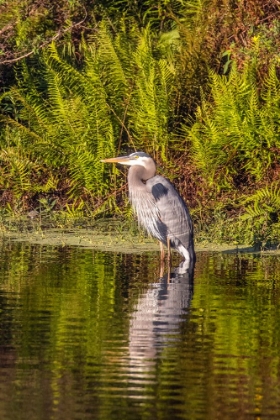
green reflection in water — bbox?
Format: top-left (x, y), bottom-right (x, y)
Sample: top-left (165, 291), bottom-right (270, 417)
top-left (0, 241), bottom-right (280, 420)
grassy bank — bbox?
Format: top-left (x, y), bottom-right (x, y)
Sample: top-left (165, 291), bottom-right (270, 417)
top-left (0, 214), bottom-right (279, 254)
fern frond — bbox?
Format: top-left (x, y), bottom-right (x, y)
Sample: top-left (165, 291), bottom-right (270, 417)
top-left (0, 147), bottom-right (32, 197)
top-left (186, 61), bottom-right (280, 187)
top-left (129, 27), bottom-right (174, 158)
top-left (242, 183), bottom-right (280, 220)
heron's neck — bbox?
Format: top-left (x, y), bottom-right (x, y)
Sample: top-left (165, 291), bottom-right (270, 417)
top-left (128, 165), bottom-right (155, 190)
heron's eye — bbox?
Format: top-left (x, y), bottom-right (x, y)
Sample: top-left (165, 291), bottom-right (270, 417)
top-left (134, 155), bottom-right (139, 159)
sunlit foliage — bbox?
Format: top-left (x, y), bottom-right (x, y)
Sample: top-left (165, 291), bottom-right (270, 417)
top-left (0, 0), bottom-right (279, 245)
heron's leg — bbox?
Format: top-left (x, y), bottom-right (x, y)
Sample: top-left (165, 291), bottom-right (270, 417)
top-left (166, 238), bottom-right (172, 283)
top-left (167, 263), bottom-right (171, 283)
top-left (167, 237), bottom-right (172, 263)
top-left (159, 241), bottom-right (165, 261)
top-left (159, 259), bottom-right (165, 278)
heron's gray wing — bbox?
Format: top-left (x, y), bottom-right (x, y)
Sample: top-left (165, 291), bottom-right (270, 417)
top-left (147, 175), bottom-right (193, 249)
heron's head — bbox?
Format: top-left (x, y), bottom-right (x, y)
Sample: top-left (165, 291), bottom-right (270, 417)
top-left (101, 152), bottom-right (156, 179)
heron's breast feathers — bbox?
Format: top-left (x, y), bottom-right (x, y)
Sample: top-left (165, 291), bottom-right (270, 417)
top-left (129, 191), bottom-right (165, 241)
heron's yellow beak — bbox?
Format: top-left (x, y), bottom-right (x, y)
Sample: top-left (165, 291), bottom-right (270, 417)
top-left (100, 156), bottom-right (131, 164)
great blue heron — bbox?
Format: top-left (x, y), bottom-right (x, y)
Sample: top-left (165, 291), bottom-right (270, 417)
top-left (101, 152), bottom-right (195, 264)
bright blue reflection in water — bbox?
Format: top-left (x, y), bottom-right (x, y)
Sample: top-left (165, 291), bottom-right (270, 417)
top-left (0, 241), bottom-right (280, 420)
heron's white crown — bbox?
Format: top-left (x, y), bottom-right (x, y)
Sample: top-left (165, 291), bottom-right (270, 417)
top-left (122, 155), bottom-right (151, 167)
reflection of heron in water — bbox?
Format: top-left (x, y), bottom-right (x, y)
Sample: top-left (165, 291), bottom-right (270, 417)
top-left (101, 152), bottom-right (195, 266)
top-left (128, 260), bottom-right (195, 372)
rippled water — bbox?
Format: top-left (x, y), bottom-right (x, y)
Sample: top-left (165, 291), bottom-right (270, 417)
top-left (0, 240), bottom-right (280, 420)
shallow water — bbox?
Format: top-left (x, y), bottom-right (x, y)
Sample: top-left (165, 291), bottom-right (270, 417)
top-left (0, 241), bottom-right (280, 420)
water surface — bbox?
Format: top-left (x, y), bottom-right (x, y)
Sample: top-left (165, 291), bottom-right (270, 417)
top-left (0, 241), bottom-right (279, 420)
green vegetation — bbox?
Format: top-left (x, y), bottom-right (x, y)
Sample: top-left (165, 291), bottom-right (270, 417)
top-left (0, 0), bottom-right (279, 246)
